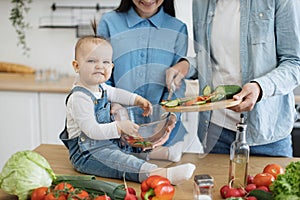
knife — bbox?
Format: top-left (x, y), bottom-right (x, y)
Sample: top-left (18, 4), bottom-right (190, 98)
top-left (167, 81), bottom-right (176, 100)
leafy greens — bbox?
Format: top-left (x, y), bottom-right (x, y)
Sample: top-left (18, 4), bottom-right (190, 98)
top-left (0, 150), bottom-right (56, 200)
top-left (270, 161), bottom-right (300, 200)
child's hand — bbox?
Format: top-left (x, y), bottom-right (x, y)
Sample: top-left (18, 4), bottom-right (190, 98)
top-left (110, 103), bottom-right (124, 115)
top-left (116, 120), bottom-right (139, 135)
top-left (135, 95), bottom-right (153, 117)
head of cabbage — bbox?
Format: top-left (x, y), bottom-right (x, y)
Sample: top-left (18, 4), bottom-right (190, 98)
top-left (0, 150), bottom-right (56, 200)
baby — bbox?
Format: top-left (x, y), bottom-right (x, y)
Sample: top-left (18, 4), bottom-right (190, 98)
top-left (59, 33), bottom-right (195, 185)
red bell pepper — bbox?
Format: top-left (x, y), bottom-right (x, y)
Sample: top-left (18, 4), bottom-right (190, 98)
top-left (141, 175), bottom-right (175, 200)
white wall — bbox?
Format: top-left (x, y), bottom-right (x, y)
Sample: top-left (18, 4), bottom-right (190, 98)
top-left (0, 0), bottom-right (120, 75)
top-left (0, 0), bottom-right (194, 75)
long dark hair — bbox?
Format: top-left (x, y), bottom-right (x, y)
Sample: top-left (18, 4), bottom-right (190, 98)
top-left (115, 0), bottom-right (175, 17)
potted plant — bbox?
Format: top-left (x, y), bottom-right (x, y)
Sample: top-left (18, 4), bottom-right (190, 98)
top-left (9, 0), bottom-right (32, 57)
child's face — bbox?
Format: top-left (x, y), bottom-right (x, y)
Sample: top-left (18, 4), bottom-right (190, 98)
top-left (133, 0), bottom-right (164, 18)
top-left (73, 42), bottom-right (113, 88)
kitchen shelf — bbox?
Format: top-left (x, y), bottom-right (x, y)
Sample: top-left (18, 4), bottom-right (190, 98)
top-left (39, 3), bottom-right (116, 37)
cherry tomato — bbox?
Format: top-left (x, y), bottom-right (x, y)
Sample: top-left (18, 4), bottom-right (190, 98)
top-left (182, 99), bottom-right (197, 106)
top-left (253, 173), bottom-right (275, 187)
top-left (54, 182), bottom-right (74, 192)
top-left (263, 163), bottom-right (284, 179)
top-left (31, 186), bottom-right (49, 200)
top-left (93, 195), bottom-right (111, 200)
top-left (45, 193), bottom-right (67, 200)
top-left (69, 189), bottom-right (89, 200)
top-left (53, 182), bottom-right (74, 197)
top-left (257, 185), bottom-right (270, 192)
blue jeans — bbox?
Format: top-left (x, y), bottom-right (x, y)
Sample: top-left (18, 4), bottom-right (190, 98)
top-left (204, 123), bottom-right (293, 157)
top-left (60, 130), bottom-right (157, 182)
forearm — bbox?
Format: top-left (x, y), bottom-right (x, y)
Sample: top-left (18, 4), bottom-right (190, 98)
top-left (68, 93), bottom-right (120, 140)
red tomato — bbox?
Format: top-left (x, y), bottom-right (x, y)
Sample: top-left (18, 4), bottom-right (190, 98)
top-left (93, 195), bottom-right (111, 200)
top-left (31, 187), bottom-right (49, 200)
top-left (196, 96), bottom-right (206, 101)
top-left (253, 173), bottom-right (275, 187)
top-left (54, 182), bottom-right (74, 191)
top-left (45, 193), bottom-right (66, 200)
top-left (257, 185), bottom-right (270, 192)
top-left (263, 163), bottom-right (284, 179)
top-left (182, 99), bottom-right (197, 106)
top-left (69, 189), bottom-right (89, 200)
top-left (53, 182), bottom-right (74, 197)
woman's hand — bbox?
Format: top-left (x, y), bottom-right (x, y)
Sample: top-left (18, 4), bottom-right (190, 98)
top-left (135, 95), bottom-right (153, 116)
top-left (166, 60), bottom-right (189, 91)
top-left (151, 114), bottom-right (177, 148)
top-left (229, 82), bottom-right (261, 112)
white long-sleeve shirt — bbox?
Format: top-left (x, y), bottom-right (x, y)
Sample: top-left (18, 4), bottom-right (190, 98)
top-left (66, 83), bottom-right (137, 139)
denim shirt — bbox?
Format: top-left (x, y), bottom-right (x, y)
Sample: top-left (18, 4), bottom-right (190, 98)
top-left (98, 7), bottom-right (188, 104)
top-left (188, 0), bottom-right (300, 145)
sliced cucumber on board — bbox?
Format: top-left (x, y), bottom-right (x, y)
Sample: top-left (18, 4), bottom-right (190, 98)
top-left (164, 99), bottom-right (179, 107)
top-left (214, 85), bottom-right (242, 99)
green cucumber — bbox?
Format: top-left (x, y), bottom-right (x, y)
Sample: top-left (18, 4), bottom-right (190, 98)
top-left (160, 101), bottom-right (168, 106)
top-left (214, 85), bottom-right (242, 99)
top-left (202, 85), bottom-right (212, 96)
top-left (177, 97), bottom-right (194, 105)
top-left (210, 93), bottom-right (226, 102)
top-left (164, 99), bottom-right (179, 107)
top-left (192, 100), bottom-right (207, 105)
top-left (248, 189), bottom-right (274, 200)
top-left (53, 175), bottom-right (127, 200)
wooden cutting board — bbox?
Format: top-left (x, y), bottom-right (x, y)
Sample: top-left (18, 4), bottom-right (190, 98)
top-left (162, 99), bottom-right (242, 112)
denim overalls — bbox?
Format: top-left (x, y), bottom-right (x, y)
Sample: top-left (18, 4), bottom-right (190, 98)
top-left (59, 86), bottom-right (150, 181)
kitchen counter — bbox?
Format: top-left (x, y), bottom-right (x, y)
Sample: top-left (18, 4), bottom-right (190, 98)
top-left (1, 144), bottom-right (299, 200)
top-left (0, 73), bottom-right (75, 93)
top-left (1, 73), bottom-right (300, 101)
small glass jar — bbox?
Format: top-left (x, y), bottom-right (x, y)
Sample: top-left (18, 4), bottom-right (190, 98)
top-left (194, 174), bottom-right (214, 200)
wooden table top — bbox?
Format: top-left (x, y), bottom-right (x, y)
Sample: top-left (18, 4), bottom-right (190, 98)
top-left (1, 144), bottom-right (299, 200)
top-left (0, 73), bottom-right (74, 93)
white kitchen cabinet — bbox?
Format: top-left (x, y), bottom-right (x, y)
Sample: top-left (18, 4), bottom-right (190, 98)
top-left (39, 93), bottom-right (67, 145)
top-left (0, 91), bottom-right (40, 170)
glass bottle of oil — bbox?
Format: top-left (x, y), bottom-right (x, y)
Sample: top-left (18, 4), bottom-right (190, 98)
top-left (228, 113), bottom-right (249, 188)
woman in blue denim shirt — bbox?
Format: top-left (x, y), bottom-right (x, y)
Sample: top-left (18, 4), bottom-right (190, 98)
top-left (98, 0), bottom-right (189, 161)
top-left (168, 0), bottom-right (300, 157)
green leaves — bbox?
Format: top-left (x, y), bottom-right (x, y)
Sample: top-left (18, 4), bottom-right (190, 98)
top-left (270, 161), bottom-right (300, 200)
top-left (0, 150), bottom-right (55, 200)
top-left (9, 0), bottom-right (32, 56)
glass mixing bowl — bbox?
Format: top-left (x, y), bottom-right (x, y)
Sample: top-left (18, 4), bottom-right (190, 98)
top-left (112, 104), bottom-right (170, 149)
